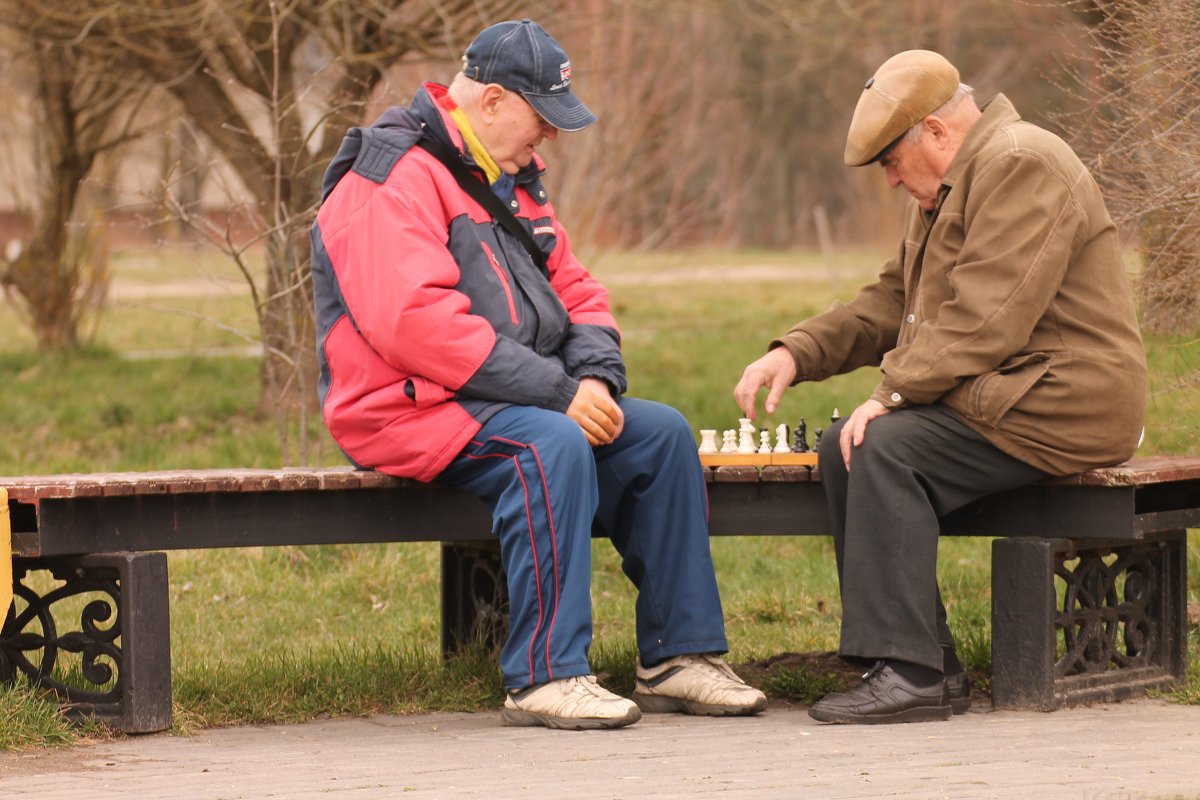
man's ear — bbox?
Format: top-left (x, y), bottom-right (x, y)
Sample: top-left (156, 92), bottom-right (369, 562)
top-left (925, 115), bottom-right (951, 148)
top-left (480, 84), bottom-right (506, 124)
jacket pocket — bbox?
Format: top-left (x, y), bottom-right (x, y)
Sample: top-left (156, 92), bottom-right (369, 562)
top-left (968, 352), bottom-right (1052, 427)
top-left (481, 241), bottom-right (519, 325)
top-left (403, 376), bottom-right (453, 409)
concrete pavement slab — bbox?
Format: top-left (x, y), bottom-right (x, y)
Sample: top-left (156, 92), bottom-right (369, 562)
top-left (1, 698), bottom-right (1198, 799)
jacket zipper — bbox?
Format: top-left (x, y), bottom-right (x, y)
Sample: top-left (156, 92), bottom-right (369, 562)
top-left (481, 241), bottom-right (519, 325)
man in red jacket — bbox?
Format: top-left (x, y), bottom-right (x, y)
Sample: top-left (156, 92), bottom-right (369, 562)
top-left (311, 19), bottom-right (766, 730)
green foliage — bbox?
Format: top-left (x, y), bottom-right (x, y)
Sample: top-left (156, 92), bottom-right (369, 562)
top-left (0, 685), bottom-right (80, 750)
top-left (757, 665), bottom-right (849, 705)
top-left (174, 644), bottom-right (503, 728)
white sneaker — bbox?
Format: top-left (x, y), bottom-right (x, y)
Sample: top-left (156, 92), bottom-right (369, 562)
top-left (501, 675), bottom-right (641, 730)
top-left (633, 653), bottom-right (767, 716)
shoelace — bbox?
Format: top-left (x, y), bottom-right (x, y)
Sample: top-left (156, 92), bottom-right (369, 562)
top-left (689, 654), bottom-right (746, 685)
top-left (861, 660), bottom-right (888, 684)
top-left (567, 675), bottom-right (609, 697)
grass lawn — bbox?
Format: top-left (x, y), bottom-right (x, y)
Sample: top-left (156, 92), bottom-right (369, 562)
top-left (1, 244), bottom-right (1197, 748)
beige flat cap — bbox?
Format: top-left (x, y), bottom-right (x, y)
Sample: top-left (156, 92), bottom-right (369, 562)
top-left (844, 50), bottom-right (960, 167)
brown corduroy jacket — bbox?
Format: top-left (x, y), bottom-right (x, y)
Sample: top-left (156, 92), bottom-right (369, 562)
top-left (775, 94), bottom-right (1147, 476)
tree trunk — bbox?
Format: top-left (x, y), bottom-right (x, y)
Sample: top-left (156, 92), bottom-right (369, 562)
top-left (5, 136), bottom-right (88, 352)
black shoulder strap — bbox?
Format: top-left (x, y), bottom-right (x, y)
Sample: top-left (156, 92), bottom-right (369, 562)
top-left (416, 136), bottom-right (548, 276)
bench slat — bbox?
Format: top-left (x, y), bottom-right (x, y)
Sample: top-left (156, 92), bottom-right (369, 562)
top-left (3, 456), bottom-right (1196, 502)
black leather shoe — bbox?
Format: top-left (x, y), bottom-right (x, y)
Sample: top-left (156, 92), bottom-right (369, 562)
top-left (809, 661), bottom-right (951, 724)
top-left (946, 671), bottom-right (971, 715)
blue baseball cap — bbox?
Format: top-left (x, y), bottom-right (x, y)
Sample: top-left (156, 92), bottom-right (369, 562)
top-left (463, 19), bottom-right (597, 132)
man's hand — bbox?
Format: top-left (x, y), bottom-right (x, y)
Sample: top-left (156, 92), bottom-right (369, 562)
top-left (567, 378), bottom-right (624, 446)
top-left (839, 398), bottom-right (891, 470)
top-left (733, 347), bottom-right (798, 421)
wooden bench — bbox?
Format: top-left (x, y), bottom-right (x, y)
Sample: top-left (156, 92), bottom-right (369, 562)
top-left (1, 456), bottom-right (1194, 732)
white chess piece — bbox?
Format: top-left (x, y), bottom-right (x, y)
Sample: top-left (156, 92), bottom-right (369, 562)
top-left (720, 430), bottom-right (737, 453)
top-left (757, 430), bottom-right (771, 454)
top-left (774, 423), bottom-right (790, 453)
top-left (737, 430), bottom-right (756, 454)
top-left (698, 429), bottom-right (718, 454)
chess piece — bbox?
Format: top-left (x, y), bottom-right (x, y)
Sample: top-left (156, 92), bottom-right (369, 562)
top-left (813, 427), bottom-right (824, 449)
top-left (758, 430), bottom-right (772, 454)
top-left (773, 423), bottom-right (790, 453)
top-left (831, 408), bottom-right (841, 424)
top-left (792, 419), bottom-right (809, 453)
top-left (738, 430), bottom-right (756, 454)
top-left (720, 429), bottom-right (737, 453)
top-left (698, 429), bottom-right (718, 454)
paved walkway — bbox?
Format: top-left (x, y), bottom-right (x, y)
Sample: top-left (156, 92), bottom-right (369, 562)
top-left (1, 699), bottom-right (1198, 799)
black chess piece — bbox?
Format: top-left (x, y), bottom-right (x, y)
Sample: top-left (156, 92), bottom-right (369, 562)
top-left (813, 427), bottom-right (824, 449)
top-left (792, 419), bottom-right (809, 453)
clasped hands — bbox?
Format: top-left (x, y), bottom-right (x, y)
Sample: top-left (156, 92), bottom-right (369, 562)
top-left (566, 377), bottom-right (624, 446)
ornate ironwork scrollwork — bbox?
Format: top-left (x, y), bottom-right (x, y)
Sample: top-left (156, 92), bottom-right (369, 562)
top-left (1054, 546), bottom-right (1158, 678)
top-left (0, 563), bottom-right (123, 706)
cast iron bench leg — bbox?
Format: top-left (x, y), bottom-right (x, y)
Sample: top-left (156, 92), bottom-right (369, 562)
top-left (441, 541), bottom-right (508, 656)
top-left (2, 552), bottom-right (172, 733)
top-left (991, 532), bottom-right (1187, 710)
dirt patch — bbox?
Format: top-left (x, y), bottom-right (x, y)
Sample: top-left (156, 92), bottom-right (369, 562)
top-left (739, 650), bottom-right (862, 684)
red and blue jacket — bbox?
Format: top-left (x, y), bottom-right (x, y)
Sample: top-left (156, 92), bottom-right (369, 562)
top-left (310, 83), bottom-right (626, 481)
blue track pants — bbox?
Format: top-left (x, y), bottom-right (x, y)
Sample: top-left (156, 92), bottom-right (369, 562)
top-left (438, 397), bottom-right (728, 689)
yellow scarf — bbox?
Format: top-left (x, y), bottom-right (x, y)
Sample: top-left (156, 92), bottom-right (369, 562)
top-left (447, 106), bottom-right (502, 186)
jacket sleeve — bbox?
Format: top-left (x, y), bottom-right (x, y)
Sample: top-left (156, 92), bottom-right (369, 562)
top-left (870, 150), bottom-right (1086, 408)
top-left (545, 216), bottom-right (628, 394)
top-left (772, 246), bottom-right (905, 381)
top-left (329, 166), bottom-right (577, 412)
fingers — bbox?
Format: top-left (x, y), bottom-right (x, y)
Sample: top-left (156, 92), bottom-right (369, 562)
top-left (610, 399), bottom-right (626, 441)
top-left (577, 409), bottom-right (615, 444)
top-left (764, 372), bottom-right (790, 416)
top-left (839, 415), bottom-right (855, 470)
top-left (566, 381), bottom-right (621, 446)
top-left (734, 348), bottom-right (797, 420)
top-left (839, 399), bottom-right (891, 471)
top-left (732, 371), bottom-right (760, 421)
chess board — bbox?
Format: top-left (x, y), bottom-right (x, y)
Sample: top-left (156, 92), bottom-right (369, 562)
top-left (698, 452), bottom-right (818, 467)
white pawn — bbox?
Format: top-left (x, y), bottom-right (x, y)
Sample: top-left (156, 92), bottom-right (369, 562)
top-left (698, 429), bottom-right (718, 454)
top-left (720, 430), bottom-right (737, 453)
top-left (758, 430), bottom-right (772, 454)
top-left (774, 423), bottom-right (791, 453)
top-left (737, 430), bottom-right (756, 454)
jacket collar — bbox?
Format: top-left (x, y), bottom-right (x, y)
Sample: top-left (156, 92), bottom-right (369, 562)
top-left (405, 83), bottom-right (548, 188)
top-left (939, 93), bottom-right (1021, 194)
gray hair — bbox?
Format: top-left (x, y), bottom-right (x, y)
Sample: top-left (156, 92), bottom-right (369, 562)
top-left (448, 71), bottom-right (487, 106)
top-left (903, 83), bottom-right (976, 146)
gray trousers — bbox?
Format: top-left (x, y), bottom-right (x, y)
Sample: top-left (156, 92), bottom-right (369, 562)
top-left (817, 404), bottom-right (1049, 672)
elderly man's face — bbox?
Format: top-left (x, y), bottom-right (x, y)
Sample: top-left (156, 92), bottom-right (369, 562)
top-left (878, 126), bottom-right (945, 212)
top-left (486, 89), bottom-right (559, 175)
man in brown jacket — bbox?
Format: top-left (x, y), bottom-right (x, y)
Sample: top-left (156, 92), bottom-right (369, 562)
top-left (734, 50), bottom-right (1147, 724)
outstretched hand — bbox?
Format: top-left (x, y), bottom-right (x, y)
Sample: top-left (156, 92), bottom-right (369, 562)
top-left (567, 378), bottom-right (624, 446)
top-left (733, 347), bottom-right (797, 421)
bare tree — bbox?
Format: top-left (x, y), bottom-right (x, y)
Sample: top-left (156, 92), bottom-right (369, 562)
top-left (536, 0), bottom-right (1087, 253)
top-left (1067, 0), bottom-right (1200, 332)
top-left (7, 0), bottom-right (521, 462)
top-left (0, 29), bottom-right (151, 351)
